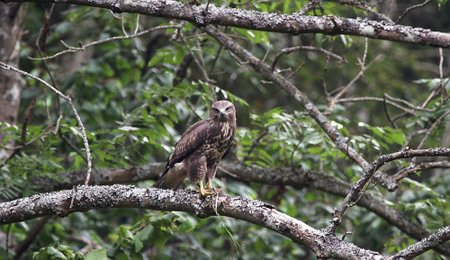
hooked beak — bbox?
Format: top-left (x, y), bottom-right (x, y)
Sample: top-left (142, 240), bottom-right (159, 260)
top-left (218, 109), bottom-right (227, 121)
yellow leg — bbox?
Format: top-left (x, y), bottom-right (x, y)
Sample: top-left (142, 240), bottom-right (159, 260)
top-left (206, 179), bottom-right (221, 194)
top-left (199, 180), bottom-right (215, 196)
top-left (206, 179), bottom-right (213, 190)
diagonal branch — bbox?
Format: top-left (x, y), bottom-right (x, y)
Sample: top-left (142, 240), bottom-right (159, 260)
top-left (396, 0), bottom-right (431, 24)
top-left (3, 0), bottom-right (450, 48)
top-left (391, 160), bottom-right (450, 184)
top-left (0, 61), bottom-right (93, 185)
top-left (0, 185), bottom-right (382, 260)
top-left (271, 46), bottom-right (346, 71)
top-left (389, 225), bottom-right (450, 260)
top-left (29, 25), bottom-right (181, 61)
top-left (328, 0), bottom-right (393, 22)
top-left (202, 25), bottom-right (372, 177)
top-left (202, 26), bottom-right (450, 240)
top-left (327, 147), bottom-right (450, 234)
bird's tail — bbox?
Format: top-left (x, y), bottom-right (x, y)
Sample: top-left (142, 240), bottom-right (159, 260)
top-left (153, 165), bottom-right (186, 189)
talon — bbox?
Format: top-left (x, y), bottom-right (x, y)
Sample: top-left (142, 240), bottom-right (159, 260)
top-left (202, 188), bottom-right (216, 196)
top-left (198, 181), bottom-right (218, 196)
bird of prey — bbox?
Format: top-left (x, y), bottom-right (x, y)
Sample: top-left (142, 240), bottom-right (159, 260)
top-left (154, 100), bottom-right (236, 196)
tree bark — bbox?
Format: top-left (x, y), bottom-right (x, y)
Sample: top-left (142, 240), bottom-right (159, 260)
top-left (0, 3), bottom-right (24, 160)
top-left (3, 0), bottom-right (450, 48)
top-left (27, 161), bottom-right (450, 256)
top-left (0, 184), bottom-right (383, 260)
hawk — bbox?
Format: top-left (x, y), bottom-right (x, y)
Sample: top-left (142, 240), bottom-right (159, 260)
top-left (154, 100), bottom-right (236, 196)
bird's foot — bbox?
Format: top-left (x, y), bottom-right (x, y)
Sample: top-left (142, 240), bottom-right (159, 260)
top-left (199, 187), bottom-right (222, 197)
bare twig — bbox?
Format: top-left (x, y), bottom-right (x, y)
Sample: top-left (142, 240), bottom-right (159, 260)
top-left (421, 90), bottom-right (438, 109)
top-left (389, 225), bottom-right (450, 260)
top-left (383, 94), bottom-right (397, 128)
top-left (28, 25), bottom-right (180, 61)
top-left (209, 43), bottom-right (223, 76)
top-left (271, 46), bottom-right (346, 71)
top-left (417, 109), bottom-right (450, 149)
top-left (297, 1), bottom-right (318, 15)
top-left (384, 93), bottom-right (435, 113)
top-left (328, 39), bottom-right (382, 111)
top-left (326, 147), bottom-right (450, 234)
top-left (35, 3), bottom-right (55, 51)
top-left (336, 96), bottom-right (434, 114)
top-left (329, 0), bottom-right (393, 22)
top-left (391, 161), bottom-right (450, 183)
top-left (179, 31), bottom-right (217, 100)
top-left (396, 0), bottom-right (431, 23)
top-left (0, 61), bottom-right (93, 185)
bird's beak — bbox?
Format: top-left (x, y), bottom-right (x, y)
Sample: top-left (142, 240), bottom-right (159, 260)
top-left (219, 109), bottom-right (227, 121)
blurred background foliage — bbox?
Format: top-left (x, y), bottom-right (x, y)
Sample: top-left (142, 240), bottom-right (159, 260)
top-left (1, 0), bottom-right (449, 259)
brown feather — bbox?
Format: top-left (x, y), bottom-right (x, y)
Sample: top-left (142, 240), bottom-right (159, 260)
top-left (154, 100), bottom-right (236, 190)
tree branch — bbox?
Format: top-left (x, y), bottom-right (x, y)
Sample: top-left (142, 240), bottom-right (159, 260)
top-left (328, 147), bottom-right (450, 234)
top-left (0, 185), bottom-right (382, 260)
top-left (29, 25), bottom-right (181, 61)
top-left (396, 0), bottom-right (431, 24)
top-left (3, 0), bottom-right (450, 48)
top-left (0, 61), bottom-right (93, 185)
top-left (336, 96), bottom-right (435, 114)
top-left (27, 161), bottom-right (450, 256)
top-left (271, 46), bottom-right (346, 71)
top-left (391, 161), bottom-right (450, 184)
top-left (202, 25), bottom-right (372, 180)
top-left (389, 225), bottom-right (450, 260)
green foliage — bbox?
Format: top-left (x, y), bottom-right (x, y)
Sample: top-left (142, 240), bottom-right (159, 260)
top-left (1, 1), bottom-right (449, 259)
top-left (32, 244), bottom-right (83, 260)
top-left (85, 249), bottom-right (107, 260)
top-left (357, 122), bottom-right (406, 151)
top-left (438, 0), bottom-right (448, 8)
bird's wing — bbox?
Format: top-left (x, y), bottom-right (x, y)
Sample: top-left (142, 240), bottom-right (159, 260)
top-left (166, 119), bottom-right (210, 168)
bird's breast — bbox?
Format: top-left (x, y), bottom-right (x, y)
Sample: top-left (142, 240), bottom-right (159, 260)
top-left (203, 122), bottom-right (235, 160)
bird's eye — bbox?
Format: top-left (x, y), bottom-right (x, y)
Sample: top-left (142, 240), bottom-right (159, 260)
top-left (212, 108), bottom-right (220, 113)
top-left (225, 106), bottom-right (231, 111)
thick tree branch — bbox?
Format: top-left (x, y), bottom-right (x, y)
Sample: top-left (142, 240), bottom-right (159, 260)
top-left (0, 185), bottom-right (382, 260)
top-left (28, 162), bottom-right (450, 256)
top-left (3, 0), bottom-right (450, 48)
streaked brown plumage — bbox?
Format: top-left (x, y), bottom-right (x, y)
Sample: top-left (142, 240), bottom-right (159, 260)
top-left (154, 100), bottom-right (236, 196)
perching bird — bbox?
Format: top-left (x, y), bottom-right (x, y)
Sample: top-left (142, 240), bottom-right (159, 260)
top-left (154, 100), bottom-right (236, 196)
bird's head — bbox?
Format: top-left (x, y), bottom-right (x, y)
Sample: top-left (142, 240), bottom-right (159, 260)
top-left (210, 100), bottom-right (236, 123)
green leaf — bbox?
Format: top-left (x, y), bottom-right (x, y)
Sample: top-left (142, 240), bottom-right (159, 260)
top-left (85, 248), bottom-right (107, 260)
top-left (134, 225), bottom-right (153, 252)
